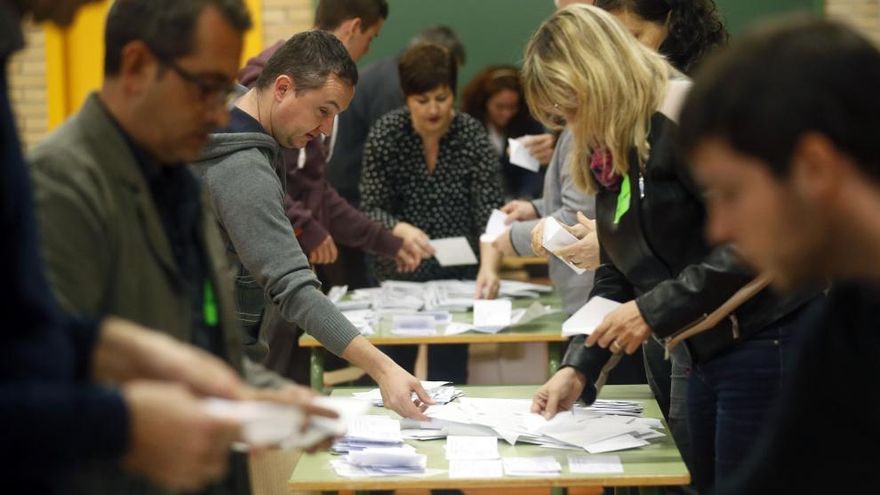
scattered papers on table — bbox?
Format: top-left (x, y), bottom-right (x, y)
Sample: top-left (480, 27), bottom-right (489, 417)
top-left (342, 309), bottom-right (376, 336)
top-left (503, 456), bottom-right (562, 476)
top-left (430, 237), bottom-right (479, 266)
top-left (568, 455), bottom-right (624, 474)
top-left (585, 399), bottom-right (644, 416)
top-left (352, 381), bottom-right (464, 407)
top-left (423, 397), bottom-right (663, 454)
top-left (449, 459), bottom-right (504, 479)
top-left (331, 415), bottom-right (404, 454)
top-left (445, 301), bottom-right (558, 336)
top-left (350, 279), bottom-right (552, 312)
top-left (542, 217), bottom-right (587, 274)
top-left (445, 435), bottom-right (499, 460)
top-left (480, 209), bottom-right (509, 243)
top-left (562, 297), bottom-right (622, 337)
top-left (509, 136), bottom-right (541, 172)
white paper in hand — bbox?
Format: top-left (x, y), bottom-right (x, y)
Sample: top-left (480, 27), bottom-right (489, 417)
top-left (508, 137), bottom-right (541, 172)
top-left (542, 217), bottom-right (587, 274)
top-left (480, 209), bottom-right (509, 243)
top-left (562, 296), bottom-right (622, 337)
top-left (429, 237), bottom-right (478, 266)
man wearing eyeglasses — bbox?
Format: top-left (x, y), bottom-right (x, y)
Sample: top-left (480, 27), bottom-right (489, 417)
top-left (28, 1), bottom-right (333, 495)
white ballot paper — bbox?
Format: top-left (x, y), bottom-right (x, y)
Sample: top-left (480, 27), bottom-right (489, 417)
top-left (473, 299), bottom-right (513, 331)
top-left (430, 237), bottom-right (478, 266)
top-left (502, 456), bottom-right (562, 476)
top-left (568, 455), bottom-right (625, 474)
top-left (508, 137), bottom-right (541, 172)
top-left (448, 459), bottom-right (504, 479)
top-left (542, 217), bottom-right (587, 274)
top-left (480, 209), bottom-right (509, 243)
top-left (445, 435), bottom-right (500, 460)
top-left (562, 296), bottom-right (622, 336)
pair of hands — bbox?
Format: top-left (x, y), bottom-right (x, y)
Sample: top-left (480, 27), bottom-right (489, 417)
top-left (392, 222), bottom-right (434, 273)
top-left (531, 301), bottom-right (652, 418)
top-left (493, 201), bottom-right (599, 272)
top-left (96, 318), bottom-right (336, 491)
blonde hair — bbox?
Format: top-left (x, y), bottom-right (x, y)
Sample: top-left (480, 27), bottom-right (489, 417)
top-left (523, 4), bottom-right (671, 193)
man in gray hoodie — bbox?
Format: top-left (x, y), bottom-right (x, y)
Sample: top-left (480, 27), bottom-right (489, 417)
top-left (194, 30), bottom-right (431, 419)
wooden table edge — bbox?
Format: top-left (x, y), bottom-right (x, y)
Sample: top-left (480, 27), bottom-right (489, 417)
top-left (288, 474), bottom-right (691, 491)
top-left (299, 333), bottom-right (569, 346)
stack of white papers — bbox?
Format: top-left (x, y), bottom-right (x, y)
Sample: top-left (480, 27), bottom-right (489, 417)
top-left (585, 400), bottom-right (644, 416)
top-left (445, 435), bottom-right (499, 460)
top-left (542, 217), bottom-right (587, 274)
top-left (350, 280), bottom-right (552, 313)
top-left (331, 415), bottom-right (404, 454)
top-left (352, 381), bottom-right (465, 407)
top-left (503, 456), bottom-right (562, 476)
top-left (448, 459), bottom-right (504, 479)
top-left (331, 444), bottom-right (434, 478)
top-left (473, 299), bottom-right (513, 331)
top-left (342, 309), bottom-right (376, 336)
top-left (561, 297), bottom-right (622, 337)
top-left (430, 237), bottom-right (479, 266)
top-left (480, 209), bottom-right (509, 243)
top-left (390, 314), bottom-right (437, 336)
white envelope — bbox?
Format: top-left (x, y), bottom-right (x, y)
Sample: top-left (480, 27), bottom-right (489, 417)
top-left (561, 296), bottom-right (622, 336)
top-left (430, 237), bottom-right (478, 266)
top-left (508, 137), bottom-right (541, 172)
top-left (480, 209), bottom-right (509, 243)
top-left (542, 217), bottom-right (587, 274)
top-left (473, 299), bottom-right (513, 331)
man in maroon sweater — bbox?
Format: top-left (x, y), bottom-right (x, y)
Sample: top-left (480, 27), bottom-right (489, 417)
top-left (238, 0), bottom-right (432, 382)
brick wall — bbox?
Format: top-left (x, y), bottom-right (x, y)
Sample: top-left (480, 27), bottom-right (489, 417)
top-left (8, 24), bottom-right (48, 151)
top-left (262, 0), bottom-right (314, 47)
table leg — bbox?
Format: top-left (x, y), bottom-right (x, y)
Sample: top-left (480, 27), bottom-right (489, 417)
top-left (548, 341), bottom-right (564, 377)
top-left (310, 347), bottom-right (325, 392)
top-left (550, 487), bottom-right (569, 495)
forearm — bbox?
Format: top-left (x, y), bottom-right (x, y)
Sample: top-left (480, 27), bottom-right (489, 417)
top-left (479, 241), bottom-right (502, 272)
top-left (340, 336), bottom-right (400, 379)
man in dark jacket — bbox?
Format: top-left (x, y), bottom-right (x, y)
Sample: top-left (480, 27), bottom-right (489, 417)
top-left (0, 1), bottom-right (251, 493)
top-left (680, 16), bottom-right (880, 494)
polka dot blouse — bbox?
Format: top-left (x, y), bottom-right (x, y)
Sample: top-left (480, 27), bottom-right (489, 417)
top-left (360, 107), bottom-right (505, 282)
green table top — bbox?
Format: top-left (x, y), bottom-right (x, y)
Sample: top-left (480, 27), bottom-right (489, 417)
top-left (299, 292), bottom-right (569, 347)
top-left (289, 384), bottom-right (690, 491)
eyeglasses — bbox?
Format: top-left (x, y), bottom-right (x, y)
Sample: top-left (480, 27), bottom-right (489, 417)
top-left (160, 57), bottom-right (240, 108)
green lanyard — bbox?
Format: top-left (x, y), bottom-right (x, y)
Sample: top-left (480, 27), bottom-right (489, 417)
top-left (613, 175), bottom-right (632, 225)
top-left (203, 279), bottom-right (219, 327)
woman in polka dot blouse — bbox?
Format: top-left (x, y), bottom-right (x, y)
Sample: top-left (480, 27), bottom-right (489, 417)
top-left (359, 43), bottom-right (506, 383)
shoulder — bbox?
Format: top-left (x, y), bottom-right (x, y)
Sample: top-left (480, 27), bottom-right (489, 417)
top-left (452, 112), bottom-right (487, 136)
top-left (29, 116), bottom-right (105, 188)
top-left (368, 107), bottom-right (410, 140)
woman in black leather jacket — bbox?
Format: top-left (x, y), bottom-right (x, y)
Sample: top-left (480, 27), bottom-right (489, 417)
top-left (522, 5), bottom-right (818, 492)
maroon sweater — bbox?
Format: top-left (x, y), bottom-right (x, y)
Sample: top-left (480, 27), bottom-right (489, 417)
top-left (239, 42), bottom-right (402, 257)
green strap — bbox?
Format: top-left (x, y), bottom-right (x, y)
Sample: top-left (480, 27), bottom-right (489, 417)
top-left (613, 175), bottom-right (632, 224)
top-left (203, 279), bottom-right (219, 327)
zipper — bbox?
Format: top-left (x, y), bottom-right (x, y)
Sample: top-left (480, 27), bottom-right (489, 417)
top-left (663, 312), bottom-right (708, 359)
top-left (730, 314), bottom-right (740, 339)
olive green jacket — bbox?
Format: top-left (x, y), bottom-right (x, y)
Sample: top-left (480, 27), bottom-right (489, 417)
top-left (29, 93), bottom-right (283, 495)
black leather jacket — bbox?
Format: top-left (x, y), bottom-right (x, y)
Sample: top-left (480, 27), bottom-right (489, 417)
top-left (562, 112), bottom-right (817, 390)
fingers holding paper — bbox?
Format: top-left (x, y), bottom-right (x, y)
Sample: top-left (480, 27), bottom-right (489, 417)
top-left (553, 231), bottom-right (600, 271)
top-left (531, 367), bottom-right (587, 419)
top-left (585, 301), bottom-right (653, 355)
top-left (500, 199), bottom-right (538, 223)
top-left (377, 364), bottom-right (434, 421)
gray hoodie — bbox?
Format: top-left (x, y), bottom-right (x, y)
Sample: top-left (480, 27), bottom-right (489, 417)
top-left (193, 131), bottom-right (359, 357)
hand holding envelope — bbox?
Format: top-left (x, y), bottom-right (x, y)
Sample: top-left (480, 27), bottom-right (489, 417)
top-left (531, 212), bottom-right (600, 272)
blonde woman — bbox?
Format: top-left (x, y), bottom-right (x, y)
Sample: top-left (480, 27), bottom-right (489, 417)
top-left (523, 5), bottom-right (819, 492)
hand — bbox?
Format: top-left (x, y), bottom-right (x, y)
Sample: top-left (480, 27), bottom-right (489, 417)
top-left (531, 367), bottom-right (587, 419)
top-left (94, 318), bottom-right (244, 399)
top-left (121, 381), bottom-right (242, 491)
top-left (308, 235), bottom-right (338, 265)
top-left (501, 199), bottom-right (538, 223)
top-left (586, 301), bottom-right (653, 355)
top-left (530, 218), bottom-right (548, 256)
top-left (393, 222), bottom-right (434, 258)
top-left (553, 231), bottom-right (600, 270)
top-left (521, 133), bottom-right (556, 165)
top-left (376, 364), bottom-right (434, 420)
top-left (394, 244), bottom-right (421, 273)
top-left (561, 211), bottom-right (596, 239)
top-left (241, 385), bottom-right (338, 453)
top-left (491, 228), bottom-right (517, 257)
top-left (475, 267), bottom-right (501, 300)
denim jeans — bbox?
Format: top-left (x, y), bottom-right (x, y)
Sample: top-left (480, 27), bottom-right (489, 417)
top-left (686, 314), bottom-right (799, 493)
top-left (644, 337), bottom-right (695, 495)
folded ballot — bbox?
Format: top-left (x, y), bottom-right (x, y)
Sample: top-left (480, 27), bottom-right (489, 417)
top-left (542, 217), bottom-right (587, 274)
top-left (480, 209), bottom-right (509, 243)
top-left (508, 136), bottom-right (541, 172)
top-left (429, 237), bottom-right (478, 266)
top-left (202, 396), bottom-right (369, 450)
top-left (561, 296), bottom-right (622, 336)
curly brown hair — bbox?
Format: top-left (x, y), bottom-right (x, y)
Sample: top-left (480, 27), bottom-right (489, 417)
top-left (460, 65), bottom-right (534, 136)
